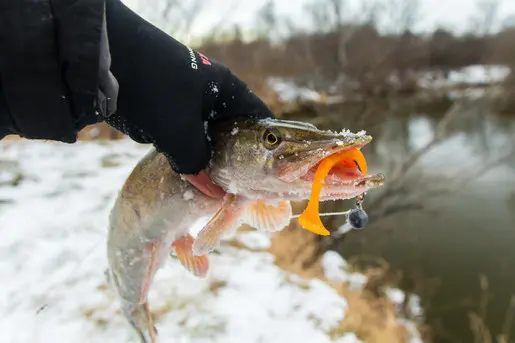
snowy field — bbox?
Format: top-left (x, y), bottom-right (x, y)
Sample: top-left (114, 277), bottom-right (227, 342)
top-left (418, 65), bottom-right (511, 89)
top-left (0, 139), bottom-right (421, 343)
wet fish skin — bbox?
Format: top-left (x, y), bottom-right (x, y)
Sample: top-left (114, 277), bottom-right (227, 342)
top-left (106, 117), bottom-right (385, 343)
top-left (107, 150), bottom-right (222, 343)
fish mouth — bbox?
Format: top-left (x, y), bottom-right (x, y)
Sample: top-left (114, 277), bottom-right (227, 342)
top-left (301, 169), bottom-right (385, 201)
top-left (277, 134), bottom-right (373, 181)
top-left (293, 137), bottom-right (385, 201)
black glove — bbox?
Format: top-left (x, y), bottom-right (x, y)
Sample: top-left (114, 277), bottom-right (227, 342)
top-left (0, 1), bottom-right (119, 143)
top-left (104, 0), bottom-right (274, 175)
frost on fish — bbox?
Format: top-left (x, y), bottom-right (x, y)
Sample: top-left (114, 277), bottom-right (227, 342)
top-left (183, 190), bottom-right (194, 201)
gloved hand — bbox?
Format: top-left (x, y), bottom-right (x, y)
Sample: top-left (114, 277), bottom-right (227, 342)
top-left (104, 0), bottom-right (274, 197)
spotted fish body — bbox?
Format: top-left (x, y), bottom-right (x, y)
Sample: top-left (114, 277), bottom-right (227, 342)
top-left (106, 118), bottom-right (385, 342)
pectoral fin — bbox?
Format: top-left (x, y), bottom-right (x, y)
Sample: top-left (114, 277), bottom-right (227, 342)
top-left (171, 234), bottom-right (209, 278)
top-left (242, 200), bottom-right (292, 233)
top-left (192, 194), bottom-right (247, 256)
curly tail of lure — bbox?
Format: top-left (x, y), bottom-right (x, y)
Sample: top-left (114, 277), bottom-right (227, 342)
top-left (297, 148), bottom-right (368, 236)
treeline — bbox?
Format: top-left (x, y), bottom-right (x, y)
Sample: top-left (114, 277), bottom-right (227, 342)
top-left (196, 25), bottom-right (515, 96)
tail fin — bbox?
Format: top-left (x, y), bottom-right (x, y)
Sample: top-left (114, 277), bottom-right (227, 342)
top-left (120, 300), bottom-right (158, 343)
top-left (109, 270), bottom-right (158, 343)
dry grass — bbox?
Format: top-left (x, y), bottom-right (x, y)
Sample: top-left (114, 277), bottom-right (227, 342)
top-left (266, 201), bottom-right (420, 343)
top-left (330, 287), bottom-right (410, 343)
top-left (0, 122), bottom-right (125, 143)
top-left (219, 198), bottom-right (425, 342)
top-left (464, 275), bottom-right (515, 343)
top-left (1, 134), bottom-right (21, 141)
top-left (77, 122), bottom-right (126, 141)
top-left (221, 208), bottom-right (422, 343)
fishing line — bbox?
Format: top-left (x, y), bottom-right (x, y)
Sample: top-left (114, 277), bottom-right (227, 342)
top-left (290, 210), bottom-right (350, 219)
top-left (34, 234), bottom-right (105, 316)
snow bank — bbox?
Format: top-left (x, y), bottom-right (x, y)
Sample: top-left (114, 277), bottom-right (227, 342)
top-left (321, 251), bottom-right (425, 343)
top-left (267, 77), bottom-right (322, 103)
top-left (418, 65), bottom-right (511, 90)
top-left (266, 65), bottom-right (511, 105)
top-left (0, 139), bottom-right (363, 343)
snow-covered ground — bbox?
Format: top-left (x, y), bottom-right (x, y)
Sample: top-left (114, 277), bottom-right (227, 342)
top-left (0, 139), bottom-right (422, 343)
top-left (267, 77), bottom-right (324, 103)
top-left (418, 65), bottom-right (511, 89)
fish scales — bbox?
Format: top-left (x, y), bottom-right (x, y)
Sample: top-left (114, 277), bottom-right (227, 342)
top-left (106, 118), bottom-right (385, 342)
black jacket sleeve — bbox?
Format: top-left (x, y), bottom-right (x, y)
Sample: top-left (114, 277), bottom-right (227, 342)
top-left (0, 0), bottom-right (274, 176)
top-left (104, 0), bottom-right (274, 175)
top-left (0, 0), bottom-right (118, 142)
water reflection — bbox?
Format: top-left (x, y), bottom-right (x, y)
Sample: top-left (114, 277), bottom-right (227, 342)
top-left (334, 106), bottom-right (515, 342)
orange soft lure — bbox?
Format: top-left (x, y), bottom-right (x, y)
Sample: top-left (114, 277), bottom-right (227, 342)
top-left (298, 148), bottom-right (368, 235)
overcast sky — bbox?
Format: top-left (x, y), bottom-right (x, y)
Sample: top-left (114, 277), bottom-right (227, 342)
top-left (125, 0), bottom-right (515, 41)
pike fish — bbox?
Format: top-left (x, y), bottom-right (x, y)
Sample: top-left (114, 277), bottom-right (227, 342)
top-left (106, 117), bottom-right (385, 343)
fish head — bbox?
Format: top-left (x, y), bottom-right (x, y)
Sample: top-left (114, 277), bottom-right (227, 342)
top-left (208, 117), bottom-right (385, 201)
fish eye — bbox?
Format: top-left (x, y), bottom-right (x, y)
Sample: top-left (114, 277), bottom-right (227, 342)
top-left (263, 128), bottom-right (281, 148)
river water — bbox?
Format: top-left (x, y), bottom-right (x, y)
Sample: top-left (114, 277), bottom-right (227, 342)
top-left (323, 105), bottom-right (515, 342)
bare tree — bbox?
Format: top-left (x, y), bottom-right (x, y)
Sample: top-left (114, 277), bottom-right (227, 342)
top-left (358, 0), bottom-right (385, 27)
top-left (470, 0), bottom-right (501, 36)
top-left (302, 0), bottom-right (358, 83)
top-left (256, 0), bottom-right (276, 35)
top-left (153, 0), bottom-right (241, 42)
top-left (304, 0), bottom-right (338, 33)
top-left (255, 0), bottom-right (293, 42)
top-left (331, 0), bottom-right (350, 69)
top-left (385, 0), bottom-right (421, 34)
top-left (160, 0), bottom-right (205, 37)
